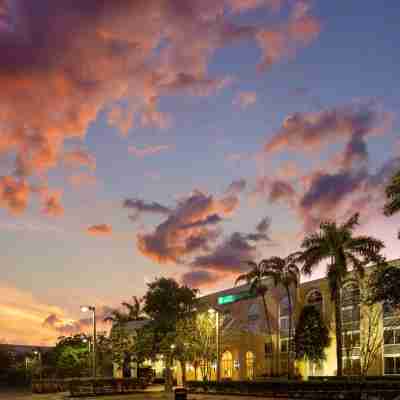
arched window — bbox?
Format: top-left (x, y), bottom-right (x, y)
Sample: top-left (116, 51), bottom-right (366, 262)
top-left (246, 351), bottom-right (255, 379)
top-left (221, 351), bottom-right (233, 378)
top-left (306, 289), bottom-right (323, 314)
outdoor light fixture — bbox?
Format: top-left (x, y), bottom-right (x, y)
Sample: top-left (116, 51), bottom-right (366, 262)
top-left (80, 305), bottom-right (97, 378)
top-left (170, 344), bottom-right (176, 350)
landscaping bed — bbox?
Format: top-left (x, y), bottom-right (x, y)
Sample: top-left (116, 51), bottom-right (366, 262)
top-left (31, 378), bottom-right (149, 396)
top-left (186, 379), bottom-right (400, 400)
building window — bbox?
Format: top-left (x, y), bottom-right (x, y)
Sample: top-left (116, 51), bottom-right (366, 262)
top-left (342, 357), bottom-right (361, 375)
top-left (246, 351), bottom-right (255, 380)
top-left (343, 330), bottom-right (360, 349)
top-left (221, 351), bottom-right (233, 378)
top-left (280, 338), bottom-right (289, 353)
top-left (265, 342), bottom-right (273, 356)
top-left (384, 357), bottom-right (400, 375)
top-left (384, 328), bottom-right (400, 345)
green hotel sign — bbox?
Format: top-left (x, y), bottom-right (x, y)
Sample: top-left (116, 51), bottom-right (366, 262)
top-left (218, 290), bottom-right (256, 305)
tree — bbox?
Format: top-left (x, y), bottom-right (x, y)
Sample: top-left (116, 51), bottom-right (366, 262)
top-left (297, 213), bottom-right (385, 376)
top-left (175, 312), bottom-right (217, 382)
top-left (0, 345), bottom-right (11, 373)
top-left (295, 305), bottom-right (330, 367)
top-left (52, 334), bottom-right (91, 378)
top-left (104, 296), bottom-right (145, 325)
top-left (142, 277), bottom-right (197, 391)
top-left (384, 169), bottom-right (400, 238)
top-left (262, 255), bottom-right (300, 378)
top-left (367, 264), bottom-right (400, 309)
top-left (236, 261), bottom-right (274, 373)
top-left (358, 304), bottom-right (385, 376)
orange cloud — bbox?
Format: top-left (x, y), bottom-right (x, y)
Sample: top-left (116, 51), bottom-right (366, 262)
top-left (86, 224), bottom-right (113, 236)
top-left (233, 91), bottom-right (257, 109)
top-left (63, 150), bottom-right (96, 170)
top-left (0, 176), bottom-right (30, 215)
top-left (41, 190), bottom-right (64, 217)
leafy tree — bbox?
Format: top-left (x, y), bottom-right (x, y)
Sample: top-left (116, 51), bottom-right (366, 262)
top-left (262, 255), bottom-right (300, 378)
top-left (236, 261), bottom-right (274, 373)
top-left (297, 213), bottom-right (385, 376)
top-left (142, 277), bottom-right (197, 391)
top-left (367, 264), bottom-right (400, 308)
top-left (52, 334), bottom-right (90, 378)
top-left (175, 312), bottom-right (217, 382)
top-left (384, 169), bottom-right (400, 238)
top-left (295, 305), bottom-right (330, 365)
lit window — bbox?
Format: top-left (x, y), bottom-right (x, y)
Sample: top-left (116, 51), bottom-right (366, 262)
top-left (384, 357), bottom-right (400, 375)
top-left (221, 351), bottom-right (233, 378)
top-left (246, 351), bottom-right (255, 380)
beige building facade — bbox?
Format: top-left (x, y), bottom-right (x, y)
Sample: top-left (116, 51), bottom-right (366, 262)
top-left (114, 259), bottom-right (400, 381)
top-left (186, 259), bottom-right (400, 380)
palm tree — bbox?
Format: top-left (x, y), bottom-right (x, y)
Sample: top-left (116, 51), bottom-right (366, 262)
top-left (296, 212), bottom-right (385, 376)
top-left (104, 296), bottom-right (145, 324)
top-left (236, 261), bottom-right (274, 373)
top-left (262, 255), bottom-right (300, 378)
top-left (384, 169), bottom-right (400, 238)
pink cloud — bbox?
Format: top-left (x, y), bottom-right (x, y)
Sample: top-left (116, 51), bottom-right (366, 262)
top-left (68, 173), bottom-right (97, 187)
top-left (0, 176), bottom-right (30, 215)
top-left (86, 224), bottom-right (113, 237)
top-left (0, 0), bottom-right (320, 215)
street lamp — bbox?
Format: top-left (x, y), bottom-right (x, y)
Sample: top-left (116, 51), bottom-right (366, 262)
top-left (33, 350), bottom-right (42, 381)
top-left (208, 308), bottom-right (220, 381)
top-left (81, 305), bottom-right (96, 378)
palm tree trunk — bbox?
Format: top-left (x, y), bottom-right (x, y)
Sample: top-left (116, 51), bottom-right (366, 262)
top-left (261, 293), bottom-right (274, 375)
top-left (286, 286), bottom-right (292, 379)
top-left (334, 289), bottom-right (343, 377)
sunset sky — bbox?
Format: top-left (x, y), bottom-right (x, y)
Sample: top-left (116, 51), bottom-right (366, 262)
top-left (0, 0), bottom-right (399, 346)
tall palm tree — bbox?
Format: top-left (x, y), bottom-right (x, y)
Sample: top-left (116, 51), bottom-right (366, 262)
top-left (262, 255), bottom-right (300, 379)
top-left (104, 296), bottom-right (145, 324)
top-left (296, 213), bottom-right (385, 376)
top-left (384, 169), bottom-right (400, 238)
top-left (236, 261), bottom-right (274, 373)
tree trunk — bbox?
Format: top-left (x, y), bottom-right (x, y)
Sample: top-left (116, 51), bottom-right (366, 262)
top-left (165, 355), bottom-right (173, 392)
top-left (334, 289), bottom-right (343, 377)
top-left (261, 293), bottom-right (274, 375)
top-left (286, 286), bottom-right (292, 380)
top-left (179, 359), bottom-right (186, 386)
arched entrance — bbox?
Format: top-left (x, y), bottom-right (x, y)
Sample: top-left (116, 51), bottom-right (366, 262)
top-left (221, 351), bottom-right (233, 378)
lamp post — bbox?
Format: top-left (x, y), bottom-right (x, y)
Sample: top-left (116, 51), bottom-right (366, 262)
top-left (33, 350), bottom-right (42, 381)
top-left (208, 308), bottom-right (220, 381)
top-left (81, 305), bottom-right (96, 378)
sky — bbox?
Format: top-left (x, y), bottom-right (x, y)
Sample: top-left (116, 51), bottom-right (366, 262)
top-left (0, 0), bottom-right (400, 346)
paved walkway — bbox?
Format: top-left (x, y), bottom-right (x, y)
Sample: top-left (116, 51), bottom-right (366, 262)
top-left (0, 390), bottom-right (282, 400)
